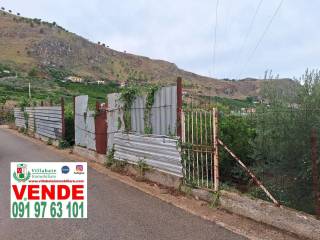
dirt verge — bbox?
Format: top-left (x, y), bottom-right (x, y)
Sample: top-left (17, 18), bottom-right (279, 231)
top-left (5, 128), bottom-right (302, 240)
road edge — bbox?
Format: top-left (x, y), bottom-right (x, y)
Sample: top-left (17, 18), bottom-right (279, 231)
top-left (3, 128), bottom-right (301, 240)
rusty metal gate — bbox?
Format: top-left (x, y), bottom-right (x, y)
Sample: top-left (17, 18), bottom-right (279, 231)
top-left (181, 108), bottom-right (219, 191)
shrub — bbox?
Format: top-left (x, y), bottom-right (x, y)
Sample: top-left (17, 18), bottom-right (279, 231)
top-left (28, 67), bottom-right (38, 77)
top-left (64, 111), bottom-right (74, 146)
top-left (104, 146), bottom-right (115, 168)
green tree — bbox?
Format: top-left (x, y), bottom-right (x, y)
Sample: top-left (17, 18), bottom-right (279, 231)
top-left (219, 114), bottom-right (256, 184)
top-left (252, 69), bottom-right (320, 214)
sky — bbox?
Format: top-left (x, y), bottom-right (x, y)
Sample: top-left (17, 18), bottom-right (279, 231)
top-left (1, 0), bottom-right (319, 80)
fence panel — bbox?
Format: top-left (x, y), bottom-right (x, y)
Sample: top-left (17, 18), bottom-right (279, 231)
top-left (151, 86), bottom-right (177, 135)
top-left (113, 132), bottom-right (182, 177)
top-left (14, 106), bottom-right (63, 140)
top-left (107, 85), bottom-right (177, 137)
top-left (75, 95), bottom-right (88, 147)
top-left (105, 85), bottom-right (181, 177)
top-left (75, 95), bottom-right (96, 150)
top-left (86, 111), bottom-right (96, 151)
top-left (131, 96), bottom-right (145, 134)
top-left (25, 107), bottom-right (35, 132)
top-left (34, 106), bottom-right (62, 140)
top-left (107, 93), bottom-right (124, 151)
top-left (14, 108), bottom-right (26, 128)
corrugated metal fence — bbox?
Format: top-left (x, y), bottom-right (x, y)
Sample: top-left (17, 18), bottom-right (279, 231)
top-left (107, 93), bottom-right (125, 151)
top-left (14, 108), bottom-right (26, 128)
top-left (75, 95), bottom-right (96, 151)
top-left (151, 86), bottom-right (177, 135)
top-left (107, 86), bottom-right (177, 148)
top-left (113, 132), bottom-right (182, 177)
top-left (13, 106), bottom-right (63, 140)
top-left (106, 85), bottom-right (182, 177)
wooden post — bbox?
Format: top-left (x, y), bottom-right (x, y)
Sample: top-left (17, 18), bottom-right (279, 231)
top-left (49, 99), bottom-right (53, 106)
top-left (40, 100), bottom-right (44, 106)
top-left (96, 101), bottom-right (100, 111)
top-left (105, 98), bottom-right (108, 151)
top-left (177, 77), bottom-right (182, 138)
top-left (61, 97), bottom-right (65, 140)
top-left (213, 108), bottom-right (219, 192)
top-left (311, 128), bottom-right (320, 218)
top-left (218, 139), bottom-right (280, 206)
top-left (95, 101), bottom-right (107, 154)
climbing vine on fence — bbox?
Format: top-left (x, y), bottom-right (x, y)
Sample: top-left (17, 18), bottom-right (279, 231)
top-left (23, 111), bottom-right (29, 130)
top-left (18, 98), bottom-right (30, 110)
top-left (120, 85), bottom-right (140, 132)
top-left (144, 85), bottom-right (160, 134)
top-left (120, 84), bottom-right (161, 133)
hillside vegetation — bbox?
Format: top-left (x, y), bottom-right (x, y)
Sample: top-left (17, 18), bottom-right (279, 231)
top-left (0, 10), bottom-right (294, 100)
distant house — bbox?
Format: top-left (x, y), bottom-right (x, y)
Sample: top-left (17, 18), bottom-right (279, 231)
top-left (245, 108), bottom-right (256, 114)
top-left (240, 108), bottom-right (256, 115)
top-left (120, 82), bottom-right (127, 88)
top-left (96, 80), bottom-right (105, 85)
top-left (67, 76), bottom-right (83, 83)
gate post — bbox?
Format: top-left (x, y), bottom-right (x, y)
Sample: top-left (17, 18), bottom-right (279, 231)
top-left (105, 98), bottom-right (108, 152)
top-left (213, 108), bottom-right (219, 192)
top-left (177, 77), bottom-right (182, 138)
top-left (95, 101), bottom-right (107, 154)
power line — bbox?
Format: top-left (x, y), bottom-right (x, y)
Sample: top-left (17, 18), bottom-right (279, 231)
top-left (222, 0), bottom-right (234, 42)
top-left (238, 0), bottom-right (285, 79)
top-left (221, 0), bottom-right (235, 80)
top-left (212, 0), bottom-right (220, 78)
top-left (234, 0), bottom-right (264, 75)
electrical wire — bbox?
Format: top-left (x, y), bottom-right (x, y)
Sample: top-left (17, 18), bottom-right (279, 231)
top-left (238, 0), bottom-right (285, 79)
top-left (212, 0), bottom-right (220, 78)
top-left (234, 0), bottom-right (264, 75)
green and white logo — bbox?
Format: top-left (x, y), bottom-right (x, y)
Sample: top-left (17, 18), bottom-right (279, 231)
top-left (13, 163), bottom-right (31, 182)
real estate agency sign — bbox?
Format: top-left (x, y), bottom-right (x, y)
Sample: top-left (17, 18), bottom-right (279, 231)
top-left (11, 162), bottom-right (87, 218)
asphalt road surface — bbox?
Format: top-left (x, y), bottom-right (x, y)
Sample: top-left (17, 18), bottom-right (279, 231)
top-left (0, 129), bottom-right (246, 240)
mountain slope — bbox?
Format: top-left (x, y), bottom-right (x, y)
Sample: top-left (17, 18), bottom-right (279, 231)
top-left (0, 10), bottom-right (292, 99)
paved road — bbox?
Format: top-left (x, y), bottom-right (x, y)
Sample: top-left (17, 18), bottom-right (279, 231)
top-left (0, 129), bottom-right (246, 240)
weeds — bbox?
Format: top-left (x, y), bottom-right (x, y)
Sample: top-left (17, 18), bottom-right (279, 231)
top-left (104, 146), bottom-right (115, 167)
top-left (110, 160), bottom-right (127, 172)
top-left (120, 85), bottom-right (140, 132)
top-left (144, 85), bottom-right (160, 134)
top-left (58, 140), bottom-right (70, 149)
top-left (209, 191), bottom-right (220, 208)
top-left (47, 138), bottom-right (53, 145)
top-left (137, 159), bottom-right (150, 176)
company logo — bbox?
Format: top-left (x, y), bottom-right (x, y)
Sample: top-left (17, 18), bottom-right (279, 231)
top-left (61, 166), bottom-right (70, 174)
top-left (13, 163), bottom-right (31, 182)
top-left (74, 165), bottom-right (84, 174)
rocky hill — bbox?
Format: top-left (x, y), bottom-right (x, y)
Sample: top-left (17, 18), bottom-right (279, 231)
top-left (0, 10), bottom-right (293, 99)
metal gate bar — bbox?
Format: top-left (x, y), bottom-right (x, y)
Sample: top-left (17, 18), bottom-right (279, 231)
top-left (182, 109), bottom-right (218, 190)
